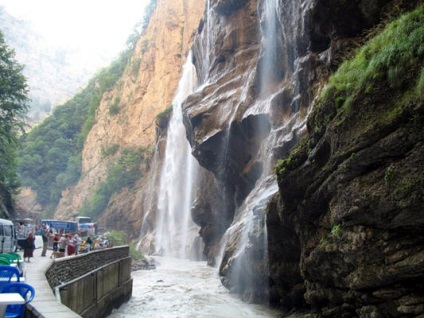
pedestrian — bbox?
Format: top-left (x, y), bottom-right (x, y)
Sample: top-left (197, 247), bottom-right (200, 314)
top-left (86, 236), bottom-right (93, 252)
top-left (58, 233), bottom-right (67, 255)
top-left (41, 226), bottom-right (49, 256)
top-left (24, 232), bottom-right (36, 262)
top-left (74, 234), bottom-right (82, 255)
top-left (52, 233), bottom-right (59, 252)
top-left (66, 233), bottom-right (76, 256)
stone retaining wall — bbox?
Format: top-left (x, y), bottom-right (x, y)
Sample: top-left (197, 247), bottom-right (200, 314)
top-left (45, 246), bottom-right (132, 317)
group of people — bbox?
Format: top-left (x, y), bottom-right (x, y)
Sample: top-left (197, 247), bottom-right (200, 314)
top-left (22, 225), bottom-right (111, 262)
top-left (49, 233), bottom-right (109, 256)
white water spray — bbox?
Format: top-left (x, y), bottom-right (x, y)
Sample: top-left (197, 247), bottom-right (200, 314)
top-left (155, 52), bottom-right (201, 258)
top-left (258, 0), bottom-right (280, 95)
top-left (216, 0), bottom-right (291, 302)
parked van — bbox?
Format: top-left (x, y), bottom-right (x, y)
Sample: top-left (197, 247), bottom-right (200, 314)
top-left (0, 218), bottom-right (17, 253)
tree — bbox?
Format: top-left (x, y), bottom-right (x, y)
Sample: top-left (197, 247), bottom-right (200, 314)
top-left (0, 31), bottom-right (29, 196)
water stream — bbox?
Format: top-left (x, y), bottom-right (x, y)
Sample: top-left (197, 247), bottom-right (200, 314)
top-left (133, 0), bottom-right (309, 312)
top-left (107, 257), bottom-right (280, 318)
top-left (155, 51), bottom-right (201, 258)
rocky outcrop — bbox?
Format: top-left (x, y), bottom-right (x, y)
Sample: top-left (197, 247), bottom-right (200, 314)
top-left (270, 3), bottom-right (424, 317)
top-left (184, 0), bottom-right (263, 257)
top-left (180, 0), bottom-right (423, 312)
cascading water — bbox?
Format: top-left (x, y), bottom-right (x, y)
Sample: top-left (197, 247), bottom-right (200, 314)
top-left (196, 0), bottom-right (213, 84)
top-left (132, 0), bottom-right (312, 311)
top-left (258, 0), bottom-right (280, 96)
top-left (204, 0), bottom-right (212, 82)
top-left (154, 51), bottom-right (201, 258)
top-left (217, 0), bottom-right (308, 303)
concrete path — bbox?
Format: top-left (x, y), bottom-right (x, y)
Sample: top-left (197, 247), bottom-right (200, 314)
top-left (18, 247), bottom-right (81, 318)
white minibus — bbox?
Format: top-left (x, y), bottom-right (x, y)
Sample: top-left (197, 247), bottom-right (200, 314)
top-left (0, 218), bottom-right (17, 253)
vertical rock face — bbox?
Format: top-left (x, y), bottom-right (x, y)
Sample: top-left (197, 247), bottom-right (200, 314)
top-left (180, 0), bottom-right (423, 312)
top-left (271, 2), bottom-right (424, 317)
top-left (184, 0), bottom-right (262, 247)
top-left (52, 0), bottom-right (422, 315)
top-left (55, 0), bottom-right (206, 233)
top-left (182, 0), bottom-right (315, 302)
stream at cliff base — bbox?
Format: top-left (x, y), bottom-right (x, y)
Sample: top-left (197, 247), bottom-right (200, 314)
top-left (107, 256), bottom-right (281, 318)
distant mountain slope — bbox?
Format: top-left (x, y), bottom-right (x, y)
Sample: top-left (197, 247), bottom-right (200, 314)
top-left (0, 6), bottom-right (109, 123)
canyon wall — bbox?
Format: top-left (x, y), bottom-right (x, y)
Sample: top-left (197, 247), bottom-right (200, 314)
top-left (50, 0), bottom-right (423, 316)
top-left (180, 0), bottom-right (423, 316)
top-left (55, 0), bottom-right (206, 235)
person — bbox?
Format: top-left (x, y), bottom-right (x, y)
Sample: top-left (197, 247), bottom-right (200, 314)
top-left (74, 234), bottom-right (82, 255)
top-left (41, 226), bottom-right (49, 257)
top-left (52, 233), bottom-right (59, 252)
top-left (93, 238), bottom-right (101, 250)
top-left (57, 233), bottom-right (67, 255)
top-left (86, 236), bottom-right (93, 252)
top-left (24, 232), bottom-right (36, 262)
top-left (66, 233), bottom-right (76, 256)
top-left (79, 239), bottom-right (87, 253)
top-left (103, 237), bottom-right (109, 248)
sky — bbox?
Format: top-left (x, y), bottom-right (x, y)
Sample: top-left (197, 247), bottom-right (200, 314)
top-left (0, 0), bottom-right (149, 61)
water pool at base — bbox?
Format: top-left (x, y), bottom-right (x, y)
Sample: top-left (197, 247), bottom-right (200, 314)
top-left (107, 256), bottom-right (280, 318)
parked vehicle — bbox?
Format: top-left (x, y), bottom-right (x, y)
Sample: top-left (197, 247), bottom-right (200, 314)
top-left (75, 216), bottom-right (97, 236)
top-left (75, 216), bottom-right (92, 224)
top-left (41, 219), bottom-right (78, 234)
top-left (0, 218), bottom-right (17, 253)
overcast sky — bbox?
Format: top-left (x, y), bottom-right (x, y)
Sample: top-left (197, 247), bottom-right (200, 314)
top-left (0, 0), bottom-right (149, 61)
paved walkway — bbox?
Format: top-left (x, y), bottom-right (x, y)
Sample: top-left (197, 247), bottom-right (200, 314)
top-left (18, 247), bottom-right (81, 318)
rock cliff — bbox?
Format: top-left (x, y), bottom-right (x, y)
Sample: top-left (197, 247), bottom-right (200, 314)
top-left (269, 2), bottom-right (424, 317)
top-left (55, 0), bottom-right (206, 233)
top-left (49, 0), bottom-right (423, 316)
top-left (179, 0), bottom-right (423, 315)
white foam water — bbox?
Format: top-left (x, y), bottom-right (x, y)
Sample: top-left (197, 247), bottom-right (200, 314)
top-left (107, 257), bottom-right (281, 318)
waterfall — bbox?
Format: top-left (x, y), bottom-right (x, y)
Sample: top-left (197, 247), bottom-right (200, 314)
top-left (154, 51), bottom-right (201, 258)
top-left (205, 0), bottom-right (212, 82)
top-left (197, 0), bottom-right (213, 84)
top-left (217, 0), bottom-right (308, 303)
top-left (258, 0), bottom-right (280, 96)
top-left (137, 0), bottom-right (310, 305)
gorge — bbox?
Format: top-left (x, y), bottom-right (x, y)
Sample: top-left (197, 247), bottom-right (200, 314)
top-left (11, 0), bottom-right (424, 317)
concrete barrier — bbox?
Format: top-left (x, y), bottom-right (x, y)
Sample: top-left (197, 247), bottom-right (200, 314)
top-left (45, 246), bottom-right (133, 317)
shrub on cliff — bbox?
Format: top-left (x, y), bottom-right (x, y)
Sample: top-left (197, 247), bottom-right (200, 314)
top-left (79, 147), bottom-right (146, 219)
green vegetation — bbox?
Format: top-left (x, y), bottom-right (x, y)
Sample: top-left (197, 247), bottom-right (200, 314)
top-left (129, 244), bottom-right (144, 260)
top-left (101, 144), bottom-right (120, 158)
top-left (320, 4), bottom-right (424, 126)
top-left (0, 32), bottom-right (29, 199)
top-left (104, 230), bottom-right (127, 246)
top-left (126, 0), bottom-right (157, 50)
top-left (275, 138), bottom-right (310, 181)
top-left (18, 48), bottom-right (133, 209)
top-left (384, 165), bottom-right (396, 185)
top-left (79, 147), bottom-right (146, 219)
top-left (131, 58), bottom-right (141, 76)
top-left (155, 105), bottom-right (173, 129)
top-left (11, 0), bottom-right (159, 219)
top-left (109, 97), bottom-right (121, 115)
top-left (331, 224), bottom-right (342, 238)
top-left (104, 230), bottom-right (144, 260)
